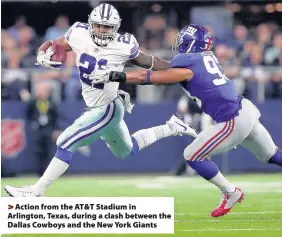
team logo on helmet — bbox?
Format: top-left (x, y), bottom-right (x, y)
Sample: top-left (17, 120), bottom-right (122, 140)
top-left (173, 24), bottom-right (213, 54)
top-left (1, 119), bottom-right (26, 158)
top-left (186, 26), bottom-right (197, 36)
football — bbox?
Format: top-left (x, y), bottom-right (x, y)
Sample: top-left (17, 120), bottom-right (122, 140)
top-left (50, 44), bottom-right (67, 64)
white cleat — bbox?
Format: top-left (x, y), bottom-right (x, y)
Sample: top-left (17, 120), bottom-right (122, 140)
top-left (166, 113), bottom-right (198, 138)
top-left (5, 185), bottom-right (43, 197)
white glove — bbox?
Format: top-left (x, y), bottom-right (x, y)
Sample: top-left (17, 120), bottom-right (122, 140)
top-left (36, 49), bottom-right (62, 69)
top-left (89, 71), bottom-right (110, 85)
top-left (118, 90), bottom-right (135, 114)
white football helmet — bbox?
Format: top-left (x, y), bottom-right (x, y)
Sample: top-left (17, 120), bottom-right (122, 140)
top-left (88, 3), bottom-right (121, 46)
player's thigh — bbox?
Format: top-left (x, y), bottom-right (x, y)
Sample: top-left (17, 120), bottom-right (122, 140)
top-left (101, 120), bottom-right (133, 159)
top-left (184, 116), bottom-right (247, 161)
top-left (184, 99), bottom-right (262, 161)
top-left (57, 101), bottom-right (119, 152)
top-left (241, 120), bottom-right (277, 162)
top-left (184, 122), bottom-right (232, 161)
top-left (185, 99), bottom-right (262, 161)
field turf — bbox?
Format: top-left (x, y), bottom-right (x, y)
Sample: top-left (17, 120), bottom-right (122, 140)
top-left (1, 173), bottom-right (282, 237)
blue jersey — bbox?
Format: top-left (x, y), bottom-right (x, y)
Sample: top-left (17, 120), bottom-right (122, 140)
top-left (170, 52), bottom-right (242, 122)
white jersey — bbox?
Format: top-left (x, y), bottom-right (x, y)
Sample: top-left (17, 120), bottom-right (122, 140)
top-left (64, 22), bottom-right (140, 107)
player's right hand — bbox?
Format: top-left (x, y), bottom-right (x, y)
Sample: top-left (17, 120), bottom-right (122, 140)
top-left (36, 50), bottom-right (62, 69)
top-left (90, 71), bottom-right (110, 84)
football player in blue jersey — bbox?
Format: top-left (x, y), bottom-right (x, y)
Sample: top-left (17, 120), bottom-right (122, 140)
top-left (92, 24), bottom-right (282, 217)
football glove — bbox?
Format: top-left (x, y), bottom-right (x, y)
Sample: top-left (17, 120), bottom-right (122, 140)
top-left (36, 49), bottom-right (62, 70)
top-left (90, 71), bottom-right (126, 84)
top-left (90, 71), bottom-right (110, 84)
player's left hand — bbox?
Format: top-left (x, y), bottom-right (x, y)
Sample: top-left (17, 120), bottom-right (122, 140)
top-left (90, 71), bottom-right (110, 84)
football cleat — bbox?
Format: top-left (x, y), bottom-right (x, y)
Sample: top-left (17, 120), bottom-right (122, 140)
top-left (5, 185), bottom-right (43, 197)
top-left (166, 113), bottom-right (198, 138)
top-left (211, 187), bottom-right (244, 217)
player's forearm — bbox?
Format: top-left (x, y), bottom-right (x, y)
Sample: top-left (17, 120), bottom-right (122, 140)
top-left (131, 51), bottom-right (170, 71)
top-left (38, 41), bottom-right (53, 53)
top-left (38, 37), bottom-right (72, 53)
top-left (151, 57), bottom-right (170, 71)
top-left (127, 70), bottom-right (181, 84)
top-left (144, 68), bottom-right (193, 84)
top-left (109, 68), bottom-right (193, 85)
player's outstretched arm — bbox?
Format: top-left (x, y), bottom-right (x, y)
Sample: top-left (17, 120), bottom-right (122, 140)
top-left (130, 51), bottom-right (170, 71)
top-left (109, 68), bottom-right (194, 85)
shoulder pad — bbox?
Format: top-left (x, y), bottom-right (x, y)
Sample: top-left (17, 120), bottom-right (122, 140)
top-left (170, 53), bottom-right (200, 68)
top-left (65, 22), bottom-right (89, 42)
top-left (115, 33), bottom-right (140, 59)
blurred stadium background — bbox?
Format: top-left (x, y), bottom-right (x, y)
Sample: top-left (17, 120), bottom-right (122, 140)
top-left (1, 1), bottom-right (282, 236)
top-left (2, 0), bottom-right (282, 176)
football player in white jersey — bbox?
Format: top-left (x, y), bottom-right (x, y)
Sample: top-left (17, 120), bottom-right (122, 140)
top-left (4, 3), bottom-right (197, 197)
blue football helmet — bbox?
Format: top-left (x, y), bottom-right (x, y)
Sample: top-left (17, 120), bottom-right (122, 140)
top-left (172, 24), bottom-right (213, 54)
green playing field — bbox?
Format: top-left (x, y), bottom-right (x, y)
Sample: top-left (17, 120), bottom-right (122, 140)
top-left (1, 173), bottom-right (282, 237)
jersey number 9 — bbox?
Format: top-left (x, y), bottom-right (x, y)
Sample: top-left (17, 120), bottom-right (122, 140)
top-left (203, 55), bottom-right (228, 86)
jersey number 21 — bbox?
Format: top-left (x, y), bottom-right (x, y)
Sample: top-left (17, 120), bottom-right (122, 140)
top-left (74, 23), bottom-right (108, 83)
top-left (203, 55), bottom-right (228, 86)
